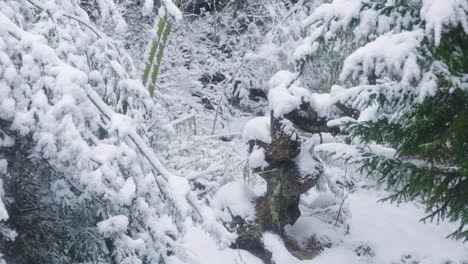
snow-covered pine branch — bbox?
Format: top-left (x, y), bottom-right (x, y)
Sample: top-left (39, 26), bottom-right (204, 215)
top-left (0, 0), bottom-right (233, 262)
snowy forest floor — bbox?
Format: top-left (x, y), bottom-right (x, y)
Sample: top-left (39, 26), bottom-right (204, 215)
top-left (2, 1), bottom-right (467, 263)
top-left (165, 112), bottom-right (468, 264)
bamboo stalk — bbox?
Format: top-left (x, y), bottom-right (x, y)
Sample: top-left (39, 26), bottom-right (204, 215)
top-left (143, 0), bottom-right (180, 97)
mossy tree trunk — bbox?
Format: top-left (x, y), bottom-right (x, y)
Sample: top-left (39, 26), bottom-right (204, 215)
top-left (232, 100), bottom-right (359, 263)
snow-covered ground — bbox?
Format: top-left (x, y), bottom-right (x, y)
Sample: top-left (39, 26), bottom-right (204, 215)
top-left (171, 114), bottom-right (468, 264)
top-left (179, 187), bottom-right (468, 264)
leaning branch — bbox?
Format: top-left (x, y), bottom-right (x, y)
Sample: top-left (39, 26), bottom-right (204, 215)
top-left (85, 88), bottom-right (203, 220)
top-left (26, 0), bottom-right (104, 38)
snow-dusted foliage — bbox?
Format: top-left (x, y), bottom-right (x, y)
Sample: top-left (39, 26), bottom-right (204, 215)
top-left (298, 0), bottom-right (468, 120)
top-left (289, 0), bottom-right (468, 241)
top-left (163, 0), bottom-right (305, 119)
top-left (1, 0), bottom-right (467, 263)
top-left (0, 0), bottom-right (223, 262)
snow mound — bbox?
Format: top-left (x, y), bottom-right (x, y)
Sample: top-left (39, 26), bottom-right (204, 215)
top-left (269, 86), bottom-right (302, 118)
top-left (249, 147), bottom-right (268, 169)
top-left (294, 149), bottom-right (323, 182)
top-left (348, 189), bottom-right (468, 263)
top-left (168, 223), bottom-right (263, 264)
top-left (243, 116), bottom-right (271, 143)
top-left (213, 180), bottom-right (257, 221)
top-left (310, 93), bottom-right (334, 118)
top-left (269, 70), bottom-right (298, 89)
top-left (274, 189), bottom-right (468, 264)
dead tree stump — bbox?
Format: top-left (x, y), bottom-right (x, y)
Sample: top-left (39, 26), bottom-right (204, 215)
top-left (232, 98), bottom-right (358, 263)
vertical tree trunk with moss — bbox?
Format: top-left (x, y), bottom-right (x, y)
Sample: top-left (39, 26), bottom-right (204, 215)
top-left (232, 99), bottom-right (360, 263)
top-left (232, 107), bottom-right (323, 263)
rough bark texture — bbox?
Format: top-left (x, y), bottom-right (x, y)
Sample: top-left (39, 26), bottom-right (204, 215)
top-left (254, 160), bottom-right (321, 233)
top-left (231, 216), bottom-right (273, 264)
top-left (232, 114), bottom-right (321, 263)
top-left (232, 99), bottom-right (358, 263)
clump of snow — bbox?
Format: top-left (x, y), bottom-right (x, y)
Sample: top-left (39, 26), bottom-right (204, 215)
top-left (248, 147), bottom-right (268, 169)
top-left (310, 93), bottom-right (334, 118)
top-left (167, 222), bottom-right (263, 264)
top-left (357, 103), bottom-right (379, 122)
top-left (303, 0), bottom-right (363, 38)
top-left (0, 160), bottom-right (6, 174)
top-left (213, 180), bottom-right (257, 221)
top-left (0, 98), bottom-right (15, 120)
top-left (50, 180), bottom-right (75, 206)
top-left (268, 70), bottom-right (298, 89)
top-left (167, 176), bottom-right (191, 217)
top-left (306, 192), bottom-right (337, 210)
top-left (117, 178), bottom-right (136, 205)
top-left (417, 71), bottom-right (438, 103)
top-left (327, 117), bottom-right (356, 128)
top-left (115, 18), bottom-right (128, 34)
top-left (143, 0), bottom-right (154, 16)
top-left (315, 143), bottom-right (360, 162)
top-left (340, 30), bottom-right (424, 82)
top-left (289, 85), bottom-right (311, 101)
top-left (294, 149), bottom-right (322, 181)
top-left (267, 71), bottom-right (305, 117)
top-left (0, 133), bottom-right (14, 147)
top-left (353, 9), bottom-right (379, 41)
top-left (160, 0), bottom-right (183, 21)
top-left (368, 143), bottom-right (397, 158)
top-left (421, 0), bottom-right (468, 46)
top-left (243, 116), bottom-right (271, 143)
top-left (110, 113), bottom-right (134, 137)
top-left (197, 206), bottom-right (238, 249)
top-left (294, 37), bottom-right (319, 60)
top-left (0, 177), bottom-right (8, 222)
top-left (97, 215), bottom-right (129, 237)
top-left (269, 86), bottom-right (302, 118)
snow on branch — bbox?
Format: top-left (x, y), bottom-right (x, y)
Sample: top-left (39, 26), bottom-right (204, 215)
top-left (340, 30), bottom-right (424, 82)
top-left (421, 0), bottom-right (468, 46)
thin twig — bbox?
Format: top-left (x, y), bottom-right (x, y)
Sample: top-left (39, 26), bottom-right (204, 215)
top-left (335, 187), bottom-right (357, 226)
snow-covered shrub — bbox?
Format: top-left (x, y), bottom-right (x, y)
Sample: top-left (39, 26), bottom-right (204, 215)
top-left (0, 0), bottom-right (212, 262)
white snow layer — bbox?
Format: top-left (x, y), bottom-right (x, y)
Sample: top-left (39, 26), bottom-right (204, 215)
top-left (269, 86), bottom-right (302, 117)
top-left (143, 0), bottom-right (154, 16)
top-left (421, 0), bottom-right (468, 46)
top-left (243, 116), bottom-right (271, 143)
top-left (268, 70), bottom-right (298, 89)
top-left (248, 147), bottom-right (268, 169)
top-left (303, 0), bottom-right (362, 31)
top-left (340, 30), bottom-right (424, 82)
top-left (188, 188), bottom-right (468, 264)
top-left (310, 93), bottom-right (334, 118)
top-left (213, 180), bottom-right (257, 221)
top-left (160, 0), bottom-right (183, 21)
top-left (97, 215), bottom-right (129, 236)
top-left (167, 222), bottom-right (263, 264)
top-left (267, 70), bottom-right (308, 118)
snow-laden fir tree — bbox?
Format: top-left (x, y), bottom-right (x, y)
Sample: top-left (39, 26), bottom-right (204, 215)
top-left (0, 0), bottom-right (232, 263)
top-left (291, 0), bottom-right (468, 240)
